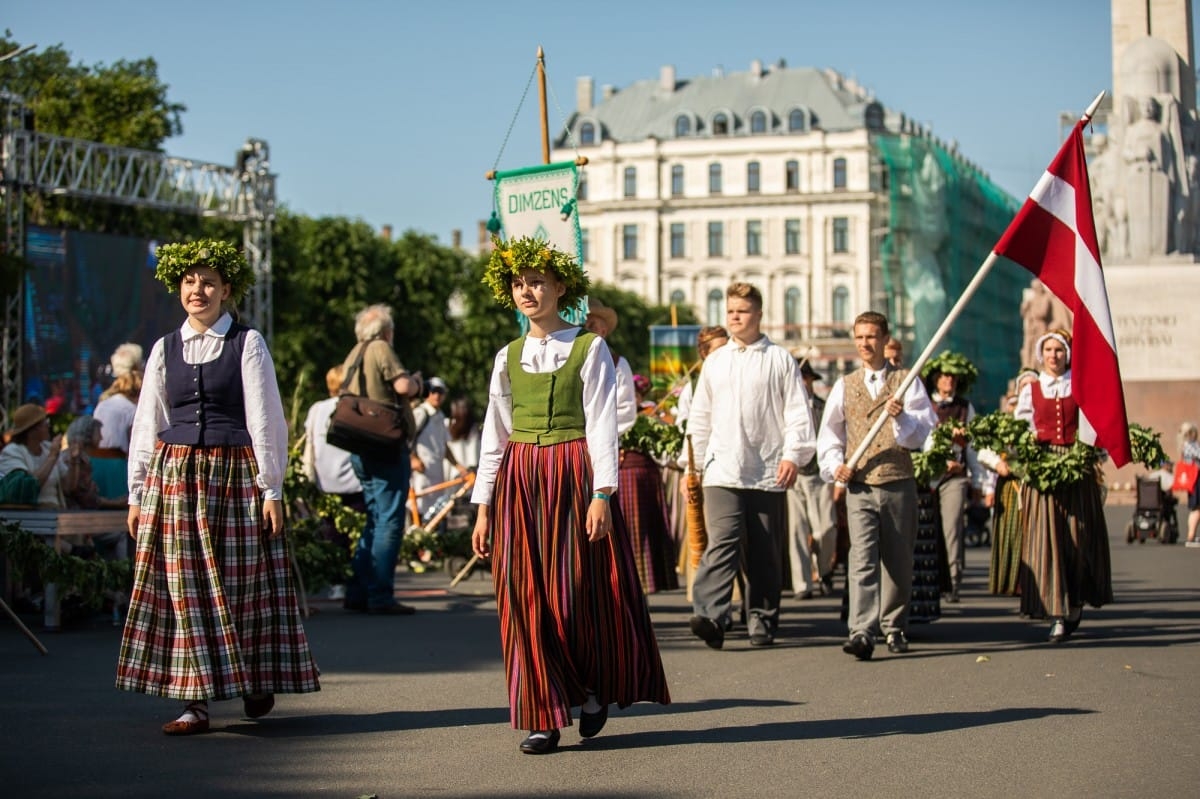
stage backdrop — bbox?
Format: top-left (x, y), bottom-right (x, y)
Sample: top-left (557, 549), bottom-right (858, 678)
top-left (23, 226), bottom-right (180, 414)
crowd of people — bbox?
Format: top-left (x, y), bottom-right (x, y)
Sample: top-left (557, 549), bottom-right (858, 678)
top-left (3, 234), bottom-right (1197, 753)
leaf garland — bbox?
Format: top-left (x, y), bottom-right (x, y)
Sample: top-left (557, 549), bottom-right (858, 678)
top-left (0, 522), bottom-right (132, 609)
top-left (911, 421), bottom-right (957, 485)
top-left (619, 414), bottom-right (684, 460)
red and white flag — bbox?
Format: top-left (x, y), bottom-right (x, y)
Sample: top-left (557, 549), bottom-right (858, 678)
top-left (993, 119), bottom-right (1131, 466)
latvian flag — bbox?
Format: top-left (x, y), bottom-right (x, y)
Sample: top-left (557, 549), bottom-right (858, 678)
top-left (993, 118), bottom-right (1132, 467)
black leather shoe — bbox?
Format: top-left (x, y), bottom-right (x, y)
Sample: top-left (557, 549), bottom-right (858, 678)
top-left (243, 692), bottom-right (275, 719)
top-left (1064, 606), bottom-right (1082, 635)
top-left (886, 631), bottom-right (909, 654)
top-left (367, 602), bottom-right (416, 615)
top-left (519, 729), bottom-right (560, 754)
top-left (689, 615), bottom-right (724, 649)
top-left (579, 704), bottom-right (608, 738)
top-left (842, 634), bottom-right (874, 660)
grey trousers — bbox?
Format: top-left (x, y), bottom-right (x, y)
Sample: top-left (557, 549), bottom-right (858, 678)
top-left (845, 479), bottom-right (918, 641)
top-left (937, 474), bottom-right (969, 584)
top-left (787, 472), bottom-right (837, 590)
top-left (693, 487), bottom-right (786, 637)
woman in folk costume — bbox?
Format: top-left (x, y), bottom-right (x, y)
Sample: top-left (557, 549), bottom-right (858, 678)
top-left (1013, 329), bottom-right (1113, 642)
top-left (116, 240), bottom-right (319, 735)
top-left (981, 368), bottom-right (1039, 596)
top-left (471, 237), bottom-right (670, 755)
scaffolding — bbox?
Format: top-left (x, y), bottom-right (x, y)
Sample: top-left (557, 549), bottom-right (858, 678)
top-left (0, 92), bottom-right (274, 417)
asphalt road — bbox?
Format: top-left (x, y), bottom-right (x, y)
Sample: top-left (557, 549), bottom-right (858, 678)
top-left (1, 503), bottom-right (1198, 799)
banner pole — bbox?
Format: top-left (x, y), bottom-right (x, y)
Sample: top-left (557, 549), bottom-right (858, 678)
top-left (537, 46), bottom-right (550, 164)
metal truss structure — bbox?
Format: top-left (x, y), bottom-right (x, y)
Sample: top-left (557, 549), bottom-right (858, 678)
top-left (0, 92), bottom-right (275, 417)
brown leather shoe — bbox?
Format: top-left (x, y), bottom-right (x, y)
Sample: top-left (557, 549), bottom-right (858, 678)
top-left (162, 702), bottom-right (210, 736)
top-left (243, 693), bottom-right (275, 719)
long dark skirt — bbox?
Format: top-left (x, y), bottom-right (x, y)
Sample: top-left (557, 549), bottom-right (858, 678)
top-left (491, 439), bottom-right (670, 731)
top-left (116, 444), bottom-right (320, 700)
top-left (988, 477), bottom-right (1023, 596)
top-left (1017, 474), bottom-right (1113, 618)
top-left (617, 451), bottom-right (679, 593)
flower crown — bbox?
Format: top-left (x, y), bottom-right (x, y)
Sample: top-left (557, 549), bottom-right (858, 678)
top-left (154, 239), bottom-right (254, 303)
top-left (482, 236), bottom-right (589, 311)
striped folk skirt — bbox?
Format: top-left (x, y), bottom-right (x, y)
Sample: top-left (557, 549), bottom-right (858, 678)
top-left (617, 451), bottom-right (679, 594)
top-left (1017, 474), bottom-right (1113, 619)
top-left (491, 439), bottom-right (671, 731)
top-left (116, 444), bottom-right (320, 701)
top-left (988, 477), bottom-right (1023, 596)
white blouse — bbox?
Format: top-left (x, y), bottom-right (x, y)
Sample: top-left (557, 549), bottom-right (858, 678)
top-left (127, 313), bottom-right (289, 504)
top-left (471, 327), bottom-right (619, 506)
top-left (1014, 369), bottom-right (1072, 426)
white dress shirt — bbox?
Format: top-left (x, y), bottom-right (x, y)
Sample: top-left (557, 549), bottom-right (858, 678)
top-left (1014, 370), bottom-right (1072, 426)
top-left (613, 354), bottom-right (638, 436)
top-left (471, 328), bottom-right (619, 506)
top-left (817, 367), bottom-right (937, 483)
top-left (94, 393), bottom-right (137, 452)
top-left (128, 313), bottom-right (289, 504)
top-left (686, 335), bottom-right (816, 491)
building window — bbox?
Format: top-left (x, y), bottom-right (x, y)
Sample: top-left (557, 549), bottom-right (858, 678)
top-left (623, 224), bottom-right (638, 260)
top-left (785, 219), bottom-right (801, 254)
top-left (833, 157), bottom-right (847, 190)
top-left (788, 109), bottom-right (806, 132)
top-left (671, 164), bottom-right (684, 197)
top-left (580, 122), bottom-right (596, 146)
top-left (708, 222), bottom-right (724, 257)
top-left (580, 228), bottom-right (590, 263)
top-left (785, 287), bottom-right (802, 339)
top-left (786, 160), bottom-right (800, 192)
top-left (670, 223), bottom-right (686, 258)
top-left (832, 217), bottom-right (849, 253)
top-left (707, 289), bottom-right (724, 325)
top-left (832, 286), bottom-right (850, 324)
top-left (712, 113), bottom-right (730, 135)
top-left (709, 162), bottom-right (722, 194)
top-left (750, 110), bottom-right (767, 134)
top-left (675, 115), bottom-right (691, 137)
top-left (624, 166), bottom-right (637, 198)
top-left (577, 172), bottom-right (588, 202)
top-left (670, 288), bottom-right (687, 307)
top-left (746, 220), bottom-right (762, 256)
top-left (747, 161), bottom-right (761, 194)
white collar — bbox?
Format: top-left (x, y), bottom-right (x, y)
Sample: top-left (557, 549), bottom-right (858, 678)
top-left (179, 313), bottom-right (233, 342)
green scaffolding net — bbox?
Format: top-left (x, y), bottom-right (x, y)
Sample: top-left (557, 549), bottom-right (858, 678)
top-left (875, 134), bottom-right (1027, 409)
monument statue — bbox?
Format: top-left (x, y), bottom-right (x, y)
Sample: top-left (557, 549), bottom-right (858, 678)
top-left (1019, 280), bottom-right (1073, 368)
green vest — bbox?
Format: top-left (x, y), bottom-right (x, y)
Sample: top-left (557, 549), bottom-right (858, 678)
top-left (506, 331), bottom-right (594, 445)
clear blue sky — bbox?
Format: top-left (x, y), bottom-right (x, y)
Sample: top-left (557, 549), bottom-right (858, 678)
top-left (6, 0), bottom-right (1195, 245)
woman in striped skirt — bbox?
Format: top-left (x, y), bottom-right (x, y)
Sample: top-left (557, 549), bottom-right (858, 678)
top-left (1012, 330), bottom-right (1112, 642)
top-left (982, 370), bottom-right (1038, 596)
top-left (472, 237), bottom-right (670, 755)
top-left (116, 240), bottom-right (319, 734)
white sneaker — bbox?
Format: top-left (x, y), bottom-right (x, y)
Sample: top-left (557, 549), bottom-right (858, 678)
top-left (1186, 541), bottom-right (1200, 548)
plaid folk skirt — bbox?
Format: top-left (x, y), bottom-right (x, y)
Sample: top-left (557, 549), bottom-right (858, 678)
top-left (116, 443), bottom-right (320, 701)
top-left (617, 451), bottom-right (678, 594)
top-left (491, 439), bottom-right (670, 731)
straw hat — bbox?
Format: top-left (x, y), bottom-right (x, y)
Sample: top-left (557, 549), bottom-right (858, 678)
top-left (9, 403), bottom-right (47, 437)
top-left (586, 298), bottom-right (618, 333)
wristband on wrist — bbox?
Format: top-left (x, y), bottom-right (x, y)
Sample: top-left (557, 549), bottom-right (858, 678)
top-left (591, 491), bottom-right (610, 502)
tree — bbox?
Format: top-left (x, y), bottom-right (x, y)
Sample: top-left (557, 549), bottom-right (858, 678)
top-left (585, 282), bottom-right (698, 378)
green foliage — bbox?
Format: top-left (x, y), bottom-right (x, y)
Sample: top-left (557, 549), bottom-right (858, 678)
top-left (620, 414), bottom-right (684, 460)
top-left (0, 522), bottom-right (131, 609)
top-left (587, 283), bottom-right (698, 378)
top-left (921, 351), bottom-right (979, 395)
top-left (154, 239), bottom-right (253, 302)
top-left (1129, 423), bottom-right (1167, 468)
top-left (482, 235), bottom-right (589, 312)
top-left (398, 524), bottom-right (472, 569)
top-left (911, 422), bottom-right (956, 485)
top-left (282, 438), bottom-right (358, 592)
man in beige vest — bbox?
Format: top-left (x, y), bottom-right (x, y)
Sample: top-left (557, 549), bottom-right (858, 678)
top-left (816, 312), bottom-right (936, 659)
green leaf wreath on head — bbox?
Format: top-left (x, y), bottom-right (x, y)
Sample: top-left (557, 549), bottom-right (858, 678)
top-left (482, 235), bottom-right (589, 311)
top-left (154, 239), bottom-right (255, 304)
top-left (920, 351), bottom-right (979, 396)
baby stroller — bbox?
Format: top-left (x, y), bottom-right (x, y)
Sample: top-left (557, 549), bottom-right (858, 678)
top-left (1126, 472), bottom-right (1179, 544)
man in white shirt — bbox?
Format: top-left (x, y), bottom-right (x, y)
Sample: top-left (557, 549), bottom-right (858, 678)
top-left (411, 377), bottom-right (466, 517)
top-left (818, 311), bottom-right (936, 660)
top-left (686, 282), bottom-right (816, 649)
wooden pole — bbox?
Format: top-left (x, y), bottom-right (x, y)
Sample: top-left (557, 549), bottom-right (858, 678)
top-left (0, 596), bottom-right (49, 655)
top-left (537, 46), bottom-right (550, 164)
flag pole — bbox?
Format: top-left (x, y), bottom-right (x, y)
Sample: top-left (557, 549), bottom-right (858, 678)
top-left (837, 91), bottom-right (1106, 483)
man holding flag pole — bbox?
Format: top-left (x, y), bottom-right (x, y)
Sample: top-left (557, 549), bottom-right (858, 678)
top-left (822, 91), bottom-right (1129, 646)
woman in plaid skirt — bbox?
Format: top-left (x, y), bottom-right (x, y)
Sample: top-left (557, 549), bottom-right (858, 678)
top-left (116, 240), bottom-right (319, 735)
top-left (471, 237), bottom-right (669, 755)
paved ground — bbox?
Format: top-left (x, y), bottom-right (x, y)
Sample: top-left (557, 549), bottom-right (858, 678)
top-left (1, 504), bottom-right (1198, 799)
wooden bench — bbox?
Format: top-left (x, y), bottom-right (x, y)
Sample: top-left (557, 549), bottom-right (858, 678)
top-left (0, 509), bottom-right (129, 630)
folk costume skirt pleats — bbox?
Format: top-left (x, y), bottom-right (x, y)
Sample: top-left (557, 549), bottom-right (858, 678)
top-left (1017, 472), bottom-right (1113, 619)
top-left (492, 440), bottom-right (670, 731)
top-left (116, 443), bottom-right (320, 701)
top-left (617, 450), bottom-right (678, 594)
top-left (988, 476), bottom-right (1023, 596)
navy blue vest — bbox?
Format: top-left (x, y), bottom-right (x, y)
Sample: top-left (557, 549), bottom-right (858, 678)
top-left (158, 323), bottom-right (253, 447)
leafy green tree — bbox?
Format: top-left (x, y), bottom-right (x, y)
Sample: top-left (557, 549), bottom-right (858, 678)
top-left (585, 283), bottom-right (698, 377)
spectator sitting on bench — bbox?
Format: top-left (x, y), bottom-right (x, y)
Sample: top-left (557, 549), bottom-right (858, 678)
top-left (0, 403), bottom-right (66, 508)
top-left (61, 415), bottom-right (128, 510)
